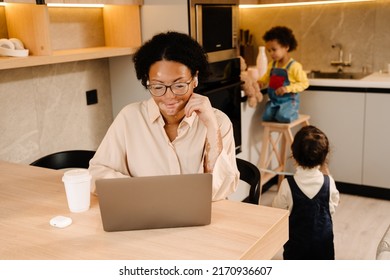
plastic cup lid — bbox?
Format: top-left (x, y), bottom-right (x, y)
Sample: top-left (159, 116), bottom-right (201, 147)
top-left (62, 169), bottom-right (91, 183)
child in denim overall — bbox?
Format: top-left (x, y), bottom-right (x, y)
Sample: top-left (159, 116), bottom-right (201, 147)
top-left (258, 26), bottom-right (309, 123)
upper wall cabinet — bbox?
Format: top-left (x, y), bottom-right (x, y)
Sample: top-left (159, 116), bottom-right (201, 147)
top-left (1, 0), bottom-right (62, 3)
top-left (1, 1), bottom-right (143, 3)
top-left (0, 1), bottom-right (142, 70)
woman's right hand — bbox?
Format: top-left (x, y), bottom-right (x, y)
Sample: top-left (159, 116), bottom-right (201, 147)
top-left (184, 93), bottom-right (218, 129)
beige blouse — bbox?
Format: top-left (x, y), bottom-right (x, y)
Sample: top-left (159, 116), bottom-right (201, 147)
top-left (89, 98), bottom-right (239, 201)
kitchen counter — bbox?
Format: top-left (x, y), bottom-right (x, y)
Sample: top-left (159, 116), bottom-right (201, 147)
top-left (301, 73), bottom-right (390, 197)
top-left (308, 72), bottom-right (390, 90)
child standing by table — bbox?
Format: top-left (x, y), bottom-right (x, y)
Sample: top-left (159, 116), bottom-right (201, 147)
top-left (272, 125), bottom-right (340, 260)
top-left (258, 26), bottom-right (309, 123)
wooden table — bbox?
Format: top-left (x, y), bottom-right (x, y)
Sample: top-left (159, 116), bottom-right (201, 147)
top-left (0, 160), bottom-right (288, 260)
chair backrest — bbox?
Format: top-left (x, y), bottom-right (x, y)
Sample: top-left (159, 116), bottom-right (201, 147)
top-left (236, 158), bottom-right (261, 205)
top-left (30, 150), bottom-right (96, 170)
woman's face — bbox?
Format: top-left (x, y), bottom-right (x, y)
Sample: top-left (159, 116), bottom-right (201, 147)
top-left (148, 60), bottom-right (196, 118)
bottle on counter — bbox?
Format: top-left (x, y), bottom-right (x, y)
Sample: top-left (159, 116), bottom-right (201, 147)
top-left (256, 46), bottom-right (268, 79)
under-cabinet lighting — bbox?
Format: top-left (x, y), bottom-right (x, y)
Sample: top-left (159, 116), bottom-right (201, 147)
top-left (47, 3), bottom-right (104, 8)
top-left (0, 3), bottom-right (6, 7)
top-left (239, 0), bottom-right (373, 9)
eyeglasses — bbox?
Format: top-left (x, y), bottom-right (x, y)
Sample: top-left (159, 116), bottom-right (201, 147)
top-left (147, 78), bottom-right (194, 97)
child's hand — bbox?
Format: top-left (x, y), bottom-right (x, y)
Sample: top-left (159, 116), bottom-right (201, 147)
top-left (275, 86), bottom-right (288, 95)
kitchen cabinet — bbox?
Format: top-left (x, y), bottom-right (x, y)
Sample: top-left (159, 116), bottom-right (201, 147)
top-left (1, 0), bottom-right (143, 4)
top-left (363, 93), bottom-right (390, 189)
top-left (0, 2), bottom-right (142, 70)
top-left (300, 90), bottom-right (365, 185)
top-left (301, 87), bottom-right (390, 190)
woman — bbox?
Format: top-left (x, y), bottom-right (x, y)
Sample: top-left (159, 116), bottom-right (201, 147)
top-left (89, 31), bottom-right (239, 201)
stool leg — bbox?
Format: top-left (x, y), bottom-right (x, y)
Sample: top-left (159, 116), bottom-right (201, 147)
top-left (277, 133), bottom-right (287, 187)
top-left (258, 126), bottom-right (271, 193)
top-left (258, 116), bottom-right (311, 193)
top-left (276, 121), bottom-right (309, 188)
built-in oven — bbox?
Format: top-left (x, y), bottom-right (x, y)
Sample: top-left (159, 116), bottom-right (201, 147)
top-left (189, 0), bottom-right (242, 153)
top-left (195, 58), bottom-right (242, 154)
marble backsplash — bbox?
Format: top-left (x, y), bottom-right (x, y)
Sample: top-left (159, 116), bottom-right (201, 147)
top-left (239, 0), bottom-right (390, 73)
top-left (0, 59), bottom-right (113, 164)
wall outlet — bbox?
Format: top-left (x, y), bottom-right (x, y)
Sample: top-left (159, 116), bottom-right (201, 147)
top-left (86, 89), bottom-right (98, 105)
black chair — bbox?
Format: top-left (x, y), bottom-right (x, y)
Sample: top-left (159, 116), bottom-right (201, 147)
top-left (30, 150), bottom-right (96, 170)
top-left (236, 158), bottom-right (261, 205)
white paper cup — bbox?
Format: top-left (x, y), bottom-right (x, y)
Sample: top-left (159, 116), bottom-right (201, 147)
top-left (62, 169), bottom-right (91, 213)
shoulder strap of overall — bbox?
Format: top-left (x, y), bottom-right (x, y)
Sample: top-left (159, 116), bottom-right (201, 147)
top-left (287, 176), bottom-right (299, 192)
top-left (286, 59), bottom-right (295, 70)
top-left (323, 174), bottom-right (330, 187)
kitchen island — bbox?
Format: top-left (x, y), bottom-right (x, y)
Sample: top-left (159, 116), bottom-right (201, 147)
top-left (300, 72), bottom-right (390, 200)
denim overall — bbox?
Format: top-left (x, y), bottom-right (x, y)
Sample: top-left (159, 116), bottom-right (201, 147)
top-left (284, 175), bottom-right (335, 260)
top-left (263, 60), bottom-right (299, 123)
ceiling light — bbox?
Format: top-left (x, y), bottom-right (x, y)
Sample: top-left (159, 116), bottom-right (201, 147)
top-left (47, 3), bottom-right (104, 8)
top-left (239, 0), bottom-right (374, 9)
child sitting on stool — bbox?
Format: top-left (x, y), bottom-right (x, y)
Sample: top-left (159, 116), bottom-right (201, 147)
top-left (272, 125), bottom-right (340, 259)
top-left (258, 26), bottom-right (309, 123)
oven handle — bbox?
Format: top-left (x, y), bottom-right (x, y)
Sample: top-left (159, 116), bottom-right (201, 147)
top-left (200, 81), bottom-right (243, 95)
top-left (200, 81), bottom-right (250, 103)
top-left (240, 95), bottom-right (248, 103)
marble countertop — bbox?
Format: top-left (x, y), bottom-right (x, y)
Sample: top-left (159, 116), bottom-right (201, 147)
top-left (309, 72), bottom-right (390, 89)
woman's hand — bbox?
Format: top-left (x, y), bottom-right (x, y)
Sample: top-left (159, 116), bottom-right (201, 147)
top-left (185, 93), bottom-right (222, 173)
top-left (184, 93), bottom-right (218, 129)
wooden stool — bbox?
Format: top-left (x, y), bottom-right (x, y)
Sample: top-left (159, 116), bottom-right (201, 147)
top-left (257, 114), bottom-right (310, 192)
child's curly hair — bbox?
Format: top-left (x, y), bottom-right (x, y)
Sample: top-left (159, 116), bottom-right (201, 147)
top-left (132, 31), bottom-right (210, 88)
top-left (263, 26), bottom-right (298, 52)
top-left (291, 125), bottom-right (329, 169)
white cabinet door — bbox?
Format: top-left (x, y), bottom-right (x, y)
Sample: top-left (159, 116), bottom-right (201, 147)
top-left (300, 90), bottom-right (365, 184)
top-left (363, 93), bottom-right (390, 189)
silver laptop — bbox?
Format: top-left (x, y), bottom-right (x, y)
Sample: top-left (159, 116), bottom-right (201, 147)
top-left (95, 173), bottom-right (212, 232)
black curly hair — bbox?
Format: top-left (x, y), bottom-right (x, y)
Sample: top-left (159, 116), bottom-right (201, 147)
top-left (262, 26), bottom-right (297, 52)
top-left (132, 31), bottom-right (210, 88)
top-left (291, 125), bottom-right (329, 169)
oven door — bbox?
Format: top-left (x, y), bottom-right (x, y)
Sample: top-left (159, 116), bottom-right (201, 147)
top-left (197, 81), bottom-right (242, 154)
